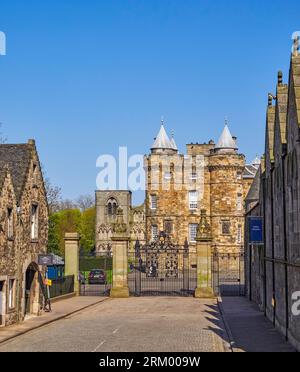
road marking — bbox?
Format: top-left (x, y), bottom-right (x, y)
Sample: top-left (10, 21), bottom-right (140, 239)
top-left (92, 340), bottom-right (106, 353)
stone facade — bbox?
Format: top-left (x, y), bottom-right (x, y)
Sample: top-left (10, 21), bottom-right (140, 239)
top-left (245, 43), bottom-right (300, 351)
top-left (0, 140), bottom-right (48, 327)
top-left (96, 123), bottom-right (258, 257)
top-left (95, 190), bottom-right (145, 253)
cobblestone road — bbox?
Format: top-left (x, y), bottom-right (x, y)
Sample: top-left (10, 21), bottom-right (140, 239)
top-left (0, 297), bottom-right (227, 352)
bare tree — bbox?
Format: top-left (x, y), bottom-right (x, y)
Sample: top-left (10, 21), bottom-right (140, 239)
top-left (44, 177), bottom-right (62, 214)
top-left (59, 199), bottom-right (78, 211)
top-left (76, 194), bottom-right (95, 211)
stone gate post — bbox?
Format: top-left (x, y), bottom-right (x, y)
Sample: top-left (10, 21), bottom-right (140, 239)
top-left (64, 233), bottom-right (80, 296)
top-left (110, 208), bottom-right (130, 298)
top-left (195, 210), bottom-right (214, 298)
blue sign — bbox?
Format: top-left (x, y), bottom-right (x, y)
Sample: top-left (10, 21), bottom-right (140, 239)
top-left (248, 217), bottom-right (263, 244)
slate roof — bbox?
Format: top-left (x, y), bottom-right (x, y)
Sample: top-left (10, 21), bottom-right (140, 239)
top-left (245, 166), bottom-right (260, 202)
top-left (0, 143), bottom-right (33, 202)
top-left (169, 136), bottom-right (178, 151)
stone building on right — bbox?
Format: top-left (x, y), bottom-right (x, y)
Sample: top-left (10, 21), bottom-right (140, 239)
top-left (245, 37), bottom-right (300, 351)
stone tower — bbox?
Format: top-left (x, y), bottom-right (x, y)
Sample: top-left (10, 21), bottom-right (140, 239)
top-left (95, 190), bottom-right (132, 253)
top-left (209, 125), bottom-right (246, 253)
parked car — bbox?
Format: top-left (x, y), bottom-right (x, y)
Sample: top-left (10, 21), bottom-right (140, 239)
top-left (88, 269), bottom-right (107, 285)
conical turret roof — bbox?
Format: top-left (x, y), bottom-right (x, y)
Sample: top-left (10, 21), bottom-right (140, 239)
top-left (215, 124), bottom-right (238, 150)
top-left (151, 122), bottom-right (172, 150)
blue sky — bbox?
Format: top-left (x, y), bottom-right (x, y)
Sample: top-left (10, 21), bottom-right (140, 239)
top-left (0, 0), bottom-right (299, 205)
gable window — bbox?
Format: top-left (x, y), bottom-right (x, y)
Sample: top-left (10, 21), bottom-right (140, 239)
top-left (33, 164), bottom-right (38, 184)
top-left (8, 279), bottom-right (15, 309)
top-left (7, 208), bottom-right (13, 239)
top-left (31, 205), bottom-right (39, 240)
top-left (189, 191), bottom-right (198, 210)
top-left (151, 225), bottom-right (158, 241)
top-left (107, 198), bottom-right (118, 218)
top-left (221, 220), bottom-right (231, 235)
top-left (189, 223), bottom-right (198, 242)
top-left (150, 195), bottom-right (157, 210)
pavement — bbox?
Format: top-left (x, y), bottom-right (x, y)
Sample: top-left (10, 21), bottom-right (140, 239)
top-left (0, 295), bottom-right (296, 352)
top-left (0, 297), bottom-right (227, 352)
top-left (218, 296), bottom-right (296, 352)
top-left (0, 296), bottom-right (108, 345)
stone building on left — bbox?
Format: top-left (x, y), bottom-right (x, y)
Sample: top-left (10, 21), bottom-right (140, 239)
top-left (0, 139), bottom-right (48, 327)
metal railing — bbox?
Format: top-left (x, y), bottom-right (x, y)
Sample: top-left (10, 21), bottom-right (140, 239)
top-left (49, 275), bottom-right (75, 298)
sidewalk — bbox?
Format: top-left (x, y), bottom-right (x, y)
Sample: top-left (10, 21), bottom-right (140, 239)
top-left (0, 296), bottom-right (109, 345)
top-left (218, 296), bottom-right (296, 352)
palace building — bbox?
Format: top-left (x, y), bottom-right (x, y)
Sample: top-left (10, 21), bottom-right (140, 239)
top-left (96, 122), bottom-right (259, 256)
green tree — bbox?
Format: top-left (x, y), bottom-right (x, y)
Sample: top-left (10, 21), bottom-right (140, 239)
top-left (48, 208), bottom-right (96, 256)
top-left (79, 207), bottom-right (96, 254)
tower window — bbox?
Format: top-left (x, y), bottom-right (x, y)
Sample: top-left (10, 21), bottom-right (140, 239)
top-left (164, 220), bottom-right (173, 235)
top-left (151, 225), bottom-right (158, 241)
top-left (221, 220), bottom-right (231, 235)
top-left (237, 224), bottom-right (242, 243)
top-left (189, 223), bottom-right (198, 242)
top-left (150, 195), bottom-right (157, 210)
top-left (237, 193), bottom-right (243, 211)
top-left (189, 191), bottom-right (198, 210)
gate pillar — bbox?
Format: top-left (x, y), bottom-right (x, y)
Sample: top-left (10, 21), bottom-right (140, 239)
top-left (110, 208), bottom-right (130, 298)
top-left (64, 233), bottom-right (80, 296)
top-left (195, 210), bottom-right (214, 298)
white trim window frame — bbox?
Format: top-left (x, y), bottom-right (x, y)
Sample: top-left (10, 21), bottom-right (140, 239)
top-left (151, 225), bottom-right (158, 241)
top-left (189, 223), bottom-right (198, 243)
top-left (150, 195), bottom-right (157, 210)
top-left (189, 191), bottom-right (198, 210)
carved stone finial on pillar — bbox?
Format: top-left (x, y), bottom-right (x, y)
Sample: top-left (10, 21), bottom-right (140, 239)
top-left (112, 207), bottom-right (128, 235)
top-left (195, 210), bottom-right (214, 299)
top-left (196, 209), bottom-right (212, 242)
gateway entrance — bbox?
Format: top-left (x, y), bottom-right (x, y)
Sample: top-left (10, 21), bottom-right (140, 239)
top-left (128, 238), bottom-right (197, 297)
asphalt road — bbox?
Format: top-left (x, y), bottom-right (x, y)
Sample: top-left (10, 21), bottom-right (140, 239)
top-left (0, 297), bottom-right (227, 352)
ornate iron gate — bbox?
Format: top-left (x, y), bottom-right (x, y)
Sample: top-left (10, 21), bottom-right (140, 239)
top-left (212, 252), bottom-right (245, 296)
top-left (128, 238), bottom-right (197, 297)
top-left (79, 253), bottom-right (112, 296)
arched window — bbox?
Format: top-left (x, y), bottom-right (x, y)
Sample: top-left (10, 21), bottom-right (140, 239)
top-left (107, 198), bottom-right (118, 218)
